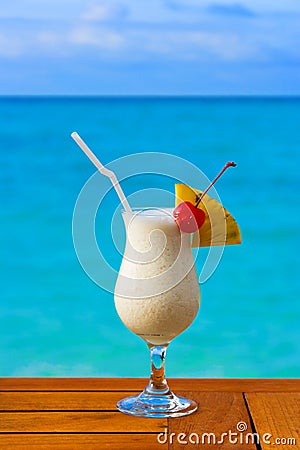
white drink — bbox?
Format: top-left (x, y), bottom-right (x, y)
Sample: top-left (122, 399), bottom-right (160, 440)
top-left (114, 208), bottom-right (200, 345)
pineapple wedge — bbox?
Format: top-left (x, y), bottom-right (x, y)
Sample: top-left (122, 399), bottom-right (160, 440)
top-left (175, 183), bottom-right (241, 247)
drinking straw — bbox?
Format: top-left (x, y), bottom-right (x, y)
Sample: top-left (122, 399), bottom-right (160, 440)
top-left (71, 132), bottom-right (132, 213)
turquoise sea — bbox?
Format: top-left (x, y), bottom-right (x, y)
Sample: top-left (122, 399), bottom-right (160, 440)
top-left (1, 97), bottom-right (299, 378)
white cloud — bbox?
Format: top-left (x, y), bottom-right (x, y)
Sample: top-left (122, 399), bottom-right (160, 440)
top-left (0, 0), bottom-right (298, 65)
top-left (130, 29), bottom-right (260, 62)
top-left (81, 2), bottom-right (128, 21)
top-left (69, 26), bottom-right (125, 49)
top-left (0, 0), bottom-right (299, 23)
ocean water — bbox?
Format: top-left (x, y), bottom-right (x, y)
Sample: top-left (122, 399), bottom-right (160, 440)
top-left (0, 96), bottom-right (299, 378)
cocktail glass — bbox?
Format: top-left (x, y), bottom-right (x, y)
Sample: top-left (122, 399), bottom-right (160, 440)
top-left (114, 208), bottom-right (200, 418)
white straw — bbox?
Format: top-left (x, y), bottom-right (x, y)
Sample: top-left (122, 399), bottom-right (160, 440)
top-left (71, 132), bottom-right (132, 213)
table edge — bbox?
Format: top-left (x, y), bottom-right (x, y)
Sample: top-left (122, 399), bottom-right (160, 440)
top-left (0, 378), bottom-right (299, 392)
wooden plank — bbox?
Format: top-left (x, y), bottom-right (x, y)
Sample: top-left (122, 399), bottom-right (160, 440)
top-left (168, 391), bottom-right (256, 449)
top-left (0, 434), bottom-right (166, 450)
top-left (0, 378), bottom-right (299, 392)
top-left (0, 412), bottom-right (167, 433)
top-left (0, 392), bottom-right (138, 411)
top-left (0, 378), bottom-right (147, 391)
top-left (245, 393), bottom-right (300, 449)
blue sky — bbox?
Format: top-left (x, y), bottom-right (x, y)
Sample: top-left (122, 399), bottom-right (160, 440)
top-left (0, 0), bottom-right (299, 94)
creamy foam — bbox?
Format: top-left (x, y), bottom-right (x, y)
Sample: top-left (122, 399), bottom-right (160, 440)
top-left (114, 209), bottom-right (200, 345)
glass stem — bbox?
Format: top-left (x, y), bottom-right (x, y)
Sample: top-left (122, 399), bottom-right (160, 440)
top-left (145, 344), bottom-right (170, 395)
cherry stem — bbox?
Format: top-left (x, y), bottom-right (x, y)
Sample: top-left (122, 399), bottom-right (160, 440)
top-left (195, 161), bottom-right (237, 207)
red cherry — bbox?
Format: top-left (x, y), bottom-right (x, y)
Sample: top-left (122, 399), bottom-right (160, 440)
top-left (173, 161), bottom-right (237, 234)
top-left (173, 202), bottom-right (206, 233)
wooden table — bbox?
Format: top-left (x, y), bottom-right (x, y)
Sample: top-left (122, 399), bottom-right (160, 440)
top-left (0, 378), bottom-right (299, 449)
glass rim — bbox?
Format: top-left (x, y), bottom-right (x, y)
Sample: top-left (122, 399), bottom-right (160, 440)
top-left (121, 207), bottom-right (174, 217)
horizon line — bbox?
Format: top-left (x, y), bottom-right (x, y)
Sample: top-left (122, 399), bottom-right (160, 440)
top-left (0, 94), bottom-right (300, 99)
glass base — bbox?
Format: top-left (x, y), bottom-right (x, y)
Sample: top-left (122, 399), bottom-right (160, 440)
top-left (117, 389), bottom-right (198, 418)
